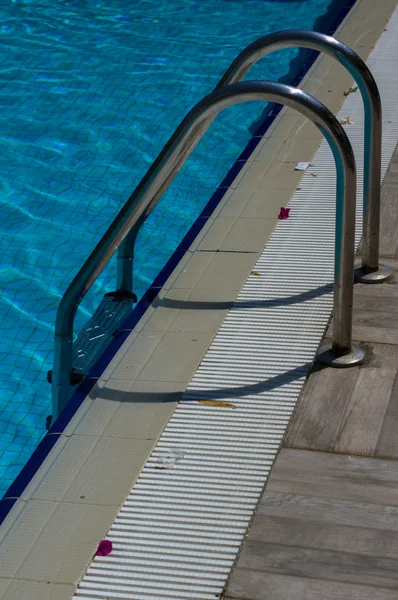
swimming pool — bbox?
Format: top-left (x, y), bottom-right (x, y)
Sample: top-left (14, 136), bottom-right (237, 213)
top-left (0, 0), bottom-right (355, 497)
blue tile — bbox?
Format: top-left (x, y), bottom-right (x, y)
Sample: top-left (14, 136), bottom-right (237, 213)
top-left (150, 249), bottom-right (189, 288)
top-left (199, 187), bottom-right (230, 218)
top-left (0, 497), bottom-right (17, 525)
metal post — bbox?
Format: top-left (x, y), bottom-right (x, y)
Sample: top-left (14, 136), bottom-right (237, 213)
top-left (215, 29), bottom-right (391, 284)
top-left (117, 238), bottom-right (134, 293)
top-left (51, 334), bottom-right (73, 416)
top-left (51, 80), bottom-right (365, 419)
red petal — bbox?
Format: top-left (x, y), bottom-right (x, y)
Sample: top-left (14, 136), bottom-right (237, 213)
top-left (278, 207), bottom-right (290, 220)
top-left (95, 540), bottom-right (113, 556)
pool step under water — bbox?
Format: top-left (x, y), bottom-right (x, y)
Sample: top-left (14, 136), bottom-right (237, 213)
top-left (54, 294), bottom-right (136, 401)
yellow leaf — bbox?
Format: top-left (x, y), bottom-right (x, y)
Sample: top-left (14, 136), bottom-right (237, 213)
top-left (344, 86), bottom-right (358, 96)
top-left (251, 270), bottom-right (261, 276)
top-left (197, 399), bottom-right (236, 409)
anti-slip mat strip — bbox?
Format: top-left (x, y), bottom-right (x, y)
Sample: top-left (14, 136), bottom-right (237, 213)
top-left (72, 9), bottom-right (398, 600)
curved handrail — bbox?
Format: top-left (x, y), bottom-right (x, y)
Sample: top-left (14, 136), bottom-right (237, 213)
top-left (51, 80), bottom-right (363, 419)
top-left (118, 30), bottom-right (390, 292)
top-left (216, 29), bottom-right (388, 281)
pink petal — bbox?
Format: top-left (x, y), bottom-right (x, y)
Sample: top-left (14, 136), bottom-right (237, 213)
top-left (278, 207), bottom-right (290, 220)
top-left (95, 540), bottom-right (113, 556)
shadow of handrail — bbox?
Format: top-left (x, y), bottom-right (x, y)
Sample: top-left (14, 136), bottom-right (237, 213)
top-left (95, 361), bottom-right (314, 405)
top-left (153, 281), bottom-right (333, 311)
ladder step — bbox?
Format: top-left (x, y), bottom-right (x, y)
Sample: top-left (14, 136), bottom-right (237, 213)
top-left (69, 294), bottom-right (135, 397)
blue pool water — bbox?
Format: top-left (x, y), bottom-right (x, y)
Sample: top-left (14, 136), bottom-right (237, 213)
top-left (0, 0), bottom-right (354, 496)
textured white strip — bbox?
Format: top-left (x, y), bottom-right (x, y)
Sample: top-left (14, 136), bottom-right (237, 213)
top-left (73, 12), bottom-right (398, 600)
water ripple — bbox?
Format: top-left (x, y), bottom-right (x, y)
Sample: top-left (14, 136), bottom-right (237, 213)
top-left (0, 0), bottom-right (338, 496)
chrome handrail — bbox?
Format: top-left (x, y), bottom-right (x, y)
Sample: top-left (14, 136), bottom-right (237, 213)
top-left (50, 80), bottom-right (365, 420)
top-left (215, 29), bottom-right (390, 283)
top-left (118, 31), bottom-right (391, 296)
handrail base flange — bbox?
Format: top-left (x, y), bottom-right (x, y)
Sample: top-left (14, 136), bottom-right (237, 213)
top-left (47, 368), bottom-right (84, 386)
top-left (354, 264), bottom-right (392, 284)
top-left (316, 341), bottom-right (366, 368)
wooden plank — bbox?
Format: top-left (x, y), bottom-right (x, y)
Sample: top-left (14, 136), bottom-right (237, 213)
top-left (376, 370), bottom-right (398, 458)
top-left (353, 265), bottom-right (398, 305)
top-left (266, 449), bottom-right (398, 506)
top-left (353, 310), bottom-right (398, 329)
top-left (331, 304), bottom-right (398, 344)
top-left (285, 345), bottom-right (398, 455)
top-left (332, 343), bottom-right (398, 455)
top-left (386, 158), bottom-right (398, 172)
top-left (352, 325), bottom-right (398, 344)
top-left (225, 571), bottom-right (398, 600)
top-left (353, 274), bottom-right (398, 302)
top-left (353, 294), bottom-right (398, 312)
top-left (284, 365), bottom-right (359, 451)
top-left (233, 541), bottom-right (398, 589)
top-left (247, 515), bottom-right (398, 558)
top-left (379, 189), bottom-right (398, 257)
top-left (351, 304), bottom-right (398, 344)
top-left (257, 491), bottom-right (398, 531)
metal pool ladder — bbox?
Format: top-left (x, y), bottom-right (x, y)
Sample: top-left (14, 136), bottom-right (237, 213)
top-left (48, 31), bottom-right (389, 423)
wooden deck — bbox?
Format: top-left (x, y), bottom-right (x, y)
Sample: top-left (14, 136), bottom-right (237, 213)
top-left (223, 148), bottom-right (398, 599)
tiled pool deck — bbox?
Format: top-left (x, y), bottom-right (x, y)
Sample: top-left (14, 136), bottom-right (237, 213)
top-left (0, 0), bottom-right (398, 598)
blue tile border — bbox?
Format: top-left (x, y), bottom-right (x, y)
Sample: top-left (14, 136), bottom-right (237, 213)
top-left (0, 497), bottom-right (17, 525)
top-left (0, 0), bottom-right (359, 523)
